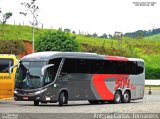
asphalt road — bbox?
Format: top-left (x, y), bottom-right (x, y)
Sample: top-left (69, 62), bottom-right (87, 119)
top-left (0, 89), bottom-right (160, 119)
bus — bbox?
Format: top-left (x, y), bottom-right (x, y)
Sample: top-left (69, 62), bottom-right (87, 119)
top-left (11, 52), bottom-right (145, 106)
top-left (0, 54), bottom-right (17, 99)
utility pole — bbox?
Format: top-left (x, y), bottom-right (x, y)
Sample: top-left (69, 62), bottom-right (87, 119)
top-left (32, 12), bottom-right (35, 53)
top-left (114, 31), bottom-right (123, 49)
top-left (20, 0), bottom-right (39, 53)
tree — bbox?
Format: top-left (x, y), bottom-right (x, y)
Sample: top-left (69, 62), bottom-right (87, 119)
top-left (0, 12), bottom-right (12, 24)
top-left (72, 31), bottom-right (76, 34)
top-left (0, 8), bottom-right (12, 40)
top-left (35, 30), bottom-right (79, 52)
top-left (108, 34), bottom-right (113, 38)
top-left (92, 32), bottom-right (98, 37)
top-left (20, 0), bottom-right (39, 53)
top-left (64, 28), bottom-right (71, 33)
top-left (100, 33), bottom-right (108, 38)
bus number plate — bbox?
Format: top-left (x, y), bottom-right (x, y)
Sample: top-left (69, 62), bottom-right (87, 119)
top-left (23, 97), bottom-right (28, 100)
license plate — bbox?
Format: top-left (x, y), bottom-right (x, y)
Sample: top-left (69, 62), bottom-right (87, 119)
top-left (23, 97), bottom-right (28, 100)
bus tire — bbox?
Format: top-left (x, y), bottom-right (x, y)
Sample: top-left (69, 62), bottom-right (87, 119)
top-left (88, 100), bottom-right (99, 104)
top-left (58, 92), bottom-right (66, 106)
top-left (114, 91), bottom-right (122, 104)
top-left (34, 101), bottom-right (39, 106)
top-left (122, 90), bottom-right (131, 103)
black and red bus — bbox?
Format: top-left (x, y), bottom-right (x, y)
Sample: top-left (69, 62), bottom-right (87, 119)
top-left (10, 52), bottom-right (145, 106)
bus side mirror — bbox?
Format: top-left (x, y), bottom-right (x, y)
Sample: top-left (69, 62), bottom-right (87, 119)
top-left (41, 64), bottom-right (54, 76)
top-left (9, 65), bottom-right (18, 75)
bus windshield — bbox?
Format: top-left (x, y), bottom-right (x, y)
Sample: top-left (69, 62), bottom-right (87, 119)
top-left (15, 61), bottom-right (46, 89)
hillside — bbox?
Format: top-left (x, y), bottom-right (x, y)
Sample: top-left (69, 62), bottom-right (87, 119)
top-left (144, 34), bottom-right (160, 40)
top-left (0, 24), bottom-right (160, 78)
top-left (0, 24), bottom-right (52, 40)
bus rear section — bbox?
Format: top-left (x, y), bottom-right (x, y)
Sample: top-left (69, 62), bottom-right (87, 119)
top-left (0, 54), bottom-right (17, 99)
top-left (56, 57), bottom-right (145, 105)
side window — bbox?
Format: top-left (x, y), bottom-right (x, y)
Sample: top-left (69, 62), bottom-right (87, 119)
top-left (44, 58), bottom-right (62, 84)
top-left (61, 59), bottom-right (76, 75)
top-left (127, 61), bottom-right (138, 74)
top-left (49, 58), bottom-right (62, 70)
top-left (137, 61), bottom-right (144, 74)
top-left (75, 59), bottom-right (90, 74)
top-left (103, 60), bottom-right (115, 74)
top-left (103, 60), bottom-right (127, 74)
top-left (90, 60), bottom-right (103, 74)
top-left (116, 61), bottom-right (127, 74)
top-left (44, 67), bottom-right (54, 85)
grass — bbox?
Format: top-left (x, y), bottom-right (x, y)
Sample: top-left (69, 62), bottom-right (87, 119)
top-left (0, 24), bottom-right (160, 73)
top-left (145, 34), bottom-right (160, 40)
top-left (0, 24), bottom-right (51, 40)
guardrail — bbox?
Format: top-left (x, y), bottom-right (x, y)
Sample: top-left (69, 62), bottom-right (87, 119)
top-left (145, 79), bottom-right (160, 85)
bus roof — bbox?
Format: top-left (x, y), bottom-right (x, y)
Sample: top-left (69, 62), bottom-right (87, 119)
top-left (21, 51), bottom-right (144, 62)
top-left (21, 51), bottom-right (100, 61)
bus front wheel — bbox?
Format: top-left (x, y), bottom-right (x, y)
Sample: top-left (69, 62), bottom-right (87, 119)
top-left (114, 91), bottom-right (122, 104)
top-left (34, 101), bottom-right (39, 106)
top-left (59, 92), bottom-right (67, 106)
top-left (122, 90), bottom-right (131, 103)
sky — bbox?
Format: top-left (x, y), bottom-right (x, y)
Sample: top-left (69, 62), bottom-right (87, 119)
top-left (0, 0), bottom-right (160, 35)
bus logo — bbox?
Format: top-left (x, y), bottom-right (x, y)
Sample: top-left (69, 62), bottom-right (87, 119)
top-left (114, 77), bottom-right (130, 90)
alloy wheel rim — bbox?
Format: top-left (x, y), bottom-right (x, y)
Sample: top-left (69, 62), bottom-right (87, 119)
top-left (115, 93), bottom-right (120, 102)
top-left (124, 93), bottom-right (129, 101)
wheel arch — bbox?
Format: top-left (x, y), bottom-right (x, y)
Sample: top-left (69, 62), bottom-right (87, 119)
top-left (58, 88), bottom-right (68, 100)
top-left (122, 89), bottom-right (131, 95)
top-left (114, 89), bottom-right (122, 95)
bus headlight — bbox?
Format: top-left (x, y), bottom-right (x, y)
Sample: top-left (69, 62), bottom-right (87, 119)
top-left (34, 91), bottom-right (41, 95)
top-left (34, 88), bottom-right (47, 95)
top-left (14, 90), bottom-right (18, 94)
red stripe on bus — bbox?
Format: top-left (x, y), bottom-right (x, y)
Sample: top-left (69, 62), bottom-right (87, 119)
top-left (106, 56), bottom-right (128, 61)
top-left (93, 74), bottom-right (114, 100)
top-left (92, 56), bottom-right (129, 100)
top-left (93, 74), bottom-right (129, 100)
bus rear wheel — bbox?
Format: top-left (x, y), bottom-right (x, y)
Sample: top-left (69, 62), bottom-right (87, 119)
top-left (34, 101), bottom-right (39, 106)
top-left (122, 90), bottom-right (131, 103)
top-left (114, 91), bottom-right (122, 104)
top-left (58, 92), bottom-right (67, 106)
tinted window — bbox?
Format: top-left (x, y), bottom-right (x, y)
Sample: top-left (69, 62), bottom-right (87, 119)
top-left (48, 58), bottom-right (62, 71)
top-left (0, 59), bottom-right (13, 73)
top-left (61, 59), bottom-right (76, 74)
top-left (103, 60), bottom-right (115, 74)
top-left (127, 61), bottom-right (137, 74)
top-left (60, 58), bottom-right (144, 75)
top-left (90, 60), bottom-right (103, 74)
top-left (103, 60), bottom-right (144, 75)
top-left (44, 58), bottom-right (62, 84)
top-left (75, 59), bottom-right (90, 73)
top-left (137, 61), bottom-right (144, 74)
top-left (102, 60), bottom-right (144, 75)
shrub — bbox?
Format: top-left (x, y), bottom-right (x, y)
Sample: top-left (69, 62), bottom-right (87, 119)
top-left (35, 30), bottom-right (79, 52)
top-left (0, 40), bottom-right (25, 55)
top-left (145, 67), bottom-right (160, 79)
